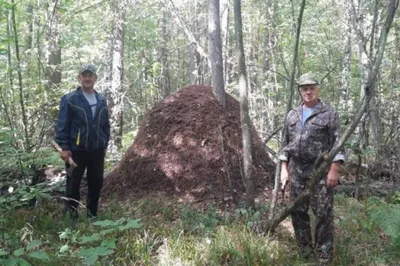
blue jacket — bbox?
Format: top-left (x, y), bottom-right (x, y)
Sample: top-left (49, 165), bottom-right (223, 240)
top-left (55, 87), bottom-right (110, 151)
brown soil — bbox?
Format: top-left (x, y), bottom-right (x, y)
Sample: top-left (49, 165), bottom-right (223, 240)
top-left (103, 85), bottom-right (275, 205)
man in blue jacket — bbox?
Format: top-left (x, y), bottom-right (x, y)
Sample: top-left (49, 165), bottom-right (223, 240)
top-left (56, 64), bottom-right (110, 223)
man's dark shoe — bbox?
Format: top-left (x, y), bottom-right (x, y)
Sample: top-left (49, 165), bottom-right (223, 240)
top-left (299, 246), bottom-right (315, 260)
top-left (71, 216), bottom-right (78, 228)
top-left (87, 211), bottom-right (98, 224)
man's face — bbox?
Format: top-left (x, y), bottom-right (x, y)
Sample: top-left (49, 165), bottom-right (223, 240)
top-left (299, 85), bottom-right (319, 106)
top-left (79, 72), bottom-right (97, 89)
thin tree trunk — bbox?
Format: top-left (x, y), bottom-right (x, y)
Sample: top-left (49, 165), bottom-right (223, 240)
top-left (160, 8), bottom-right (170, 98)
top-left (26, 2), bottom-right (34, 52)
top-left (234, 0), bottom-right (254, 208)
top-left (269, 0), bottom-right (306, 220)
top-left (221, 0), bottom-right (230, 89)
top-left (340, 0), bottom-right (352, 112)
top-left (264, 0), bottom-right (398, 233)
top-left (108, 0), bottom-right (126, 153)
top-left (209, 0), bottom-right (226, 107)
top-left (45, 0), bottom-right (62, 92)
top-left (368, 0), bottom-right (382, 161)
top-left (11, 0), bottom-right (30, 150)
top-left (188, 43), bottom-right (200, 84)
top-left (0, 87), bottom-right (15, 140)
top-left (6, 12), bottom-right (16, 122)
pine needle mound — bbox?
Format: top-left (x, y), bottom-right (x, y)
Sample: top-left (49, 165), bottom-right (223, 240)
top-left (103, 85), bottom-right (274, 203)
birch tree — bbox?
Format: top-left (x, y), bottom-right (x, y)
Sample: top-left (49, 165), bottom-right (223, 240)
top-left (234, 0), bottom-right (254, 207)
top-left (108, 0), bottom-right (127, 153)
top-left (209, 0), bottom-right (226, 107)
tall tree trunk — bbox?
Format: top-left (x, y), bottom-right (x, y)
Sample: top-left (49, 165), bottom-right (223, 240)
top-left (368, 0), bottom-right (382, 161)
top-left (108, 0), bottom-right (126, 153)
top-left (269, 0), bottom-right (306, 220)
top-left (209, 0), bottom-right (226, 107)
top-left (45, 0), bottom-right (62, 93)
top-left (234, 0), bottom-right (254, 208)
top-left (220, 0), bottom-right (230, 89)
top-left (26, 2), bottom-right (34, 52)
top-left (6, 13), bottom-right (16, 122)
top-left (340, 0), bottom-right (352, 112)
top-left (160, 8), bottom-right (170, 98)
top-left (11, 0), bottom-right (30, 150)
top-left (188, 43), bottom-right (200, 84)
top-left (263, 0), bottom-right (278, 130)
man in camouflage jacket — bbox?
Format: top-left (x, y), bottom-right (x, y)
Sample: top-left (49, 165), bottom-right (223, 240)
top-left (278, 73), bottom-right (345, 264)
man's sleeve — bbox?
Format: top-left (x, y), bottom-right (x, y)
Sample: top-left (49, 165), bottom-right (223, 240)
top-left (330, 111), bottom-right (345, 163)
top-left (55, 96), bottom-right (71, 150)
top-left (277, 115), bottom-right (290, 161)
top-left (103, 101), bottom-right (111, 148)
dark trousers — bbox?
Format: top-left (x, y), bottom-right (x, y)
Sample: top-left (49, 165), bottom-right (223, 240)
top-left (289, 159), bottom-right (334, 260)
top-left (65, 149), bottom-right (105, 217)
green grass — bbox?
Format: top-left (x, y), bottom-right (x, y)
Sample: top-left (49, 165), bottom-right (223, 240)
top-left (0, 194), bottom-right (399, 265)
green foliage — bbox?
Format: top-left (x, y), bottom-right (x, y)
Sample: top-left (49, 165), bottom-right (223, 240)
top-left (0, 239), bottom-right (50, 266)
top-left (366, 197), bottom-right (400, 250)
top-left (2, 189), bottom-right (399, 265)
top-left (58, 218), bottom-right (142, 265)
top-left (179, 205), bottom-right (219, 234)
top-left (0, 184), bottom-right (52, 212)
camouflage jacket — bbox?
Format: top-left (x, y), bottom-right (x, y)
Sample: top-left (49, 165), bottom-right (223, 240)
top-left (278, 100), bottom-right (345, 163)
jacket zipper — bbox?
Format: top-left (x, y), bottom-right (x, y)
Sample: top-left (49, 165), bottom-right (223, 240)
top-left (97, 107), bottom-right (107, 149)
top-left (69, 103), bottom-right (89, 149)
top-left (76, 129), bottom-right (80, 146)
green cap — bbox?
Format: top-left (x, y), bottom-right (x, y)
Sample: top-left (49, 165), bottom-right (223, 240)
top-left (79, 64), bottom-right (97, 75)
top-left (297, 73), bottom-right (319, 86)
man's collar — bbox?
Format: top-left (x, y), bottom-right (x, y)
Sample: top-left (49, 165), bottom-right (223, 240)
top-left (294, 99), bottom-right (327, 114)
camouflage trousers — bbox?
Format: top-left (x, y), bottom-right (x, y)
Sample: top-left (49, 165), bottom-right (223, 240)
top-left (289, 159), bottom-right (334, 262)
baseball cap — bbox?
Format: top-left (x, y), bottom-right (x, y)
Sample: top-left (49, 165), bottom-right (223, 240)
top-left (297, 73), bottom-right (319, 86)
top-left (79, 64), bottom-right (97, 75)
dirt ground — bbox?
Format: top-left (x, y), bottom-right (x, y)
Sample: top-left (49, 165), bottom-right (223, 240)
top-left (103, 85), bottom-right (275, 207)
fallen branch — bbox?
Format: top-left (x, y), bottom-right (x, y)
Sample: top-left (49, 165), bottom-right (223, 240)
top-left (263, 126), bottom-right (282, 145)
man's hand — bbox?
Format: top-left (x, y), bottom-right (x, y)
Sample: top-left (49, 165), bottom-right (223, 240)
top-left (327, 162), bottom-right (341, 188)
top-left (280, 161), bottom-right (289, 191)
top-left (60, 150), bottom-right (72, 162)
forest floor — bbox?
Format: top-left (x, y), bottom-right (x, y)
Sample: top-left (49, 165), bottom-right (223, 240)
top-left (2, 191), bottom-right (400, 266)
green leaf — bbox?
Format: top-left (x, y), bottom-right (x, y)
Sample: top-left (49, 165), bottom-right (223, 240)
top-left (101, 238), bottom-right (116, 249)
top-left (74, 247), bottom-right (94, 257)
top-left (59, 228), bottom-right (71, 239)
top-left (4, 257), bottom-right (17, 266)
top-left (91, 220), bottom-right (116, 227)
top-left (93, 246), bottom-right (114, 256)
top-left (79, 234), bottom-right (101, 244)
top-left (84, 254), bottom-right (98, 265)
top-left (0, 249), bottom-right (9, 256)
top-left (26, 240), bottom-right (43, 251)
top-left (16, 258), bottom-right (31, 266)
top-left (13, 248), bottom-right (25, 257)
top-left (118, 219), bottom-right (142, 231)
top-left (99, 228), bottom-right (117, 235)
top-left (27, 251), bottom-right (50, 261)
top-left (59, 244), bottom-right (69, 253)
